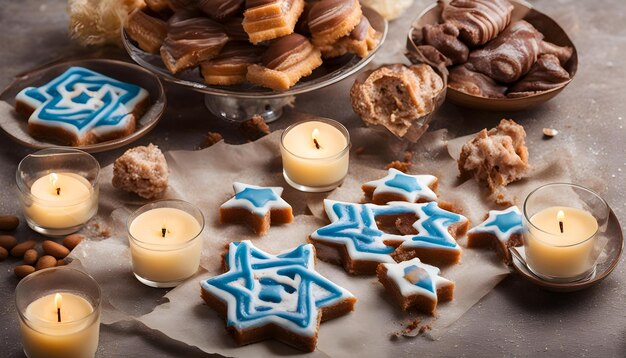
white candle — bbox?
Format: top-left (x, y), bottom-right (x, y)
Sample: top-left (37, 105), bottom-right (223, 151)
top-left (129, 207), bottom-right (203, 286)
top-left (525, 206), bottom-right (599, 279)
top-left (25, 173), bottom-right (97, 229)
top-left (20, 292), bottom-right (100, 358)
top-left (281, 120), bottom-right (349, 191)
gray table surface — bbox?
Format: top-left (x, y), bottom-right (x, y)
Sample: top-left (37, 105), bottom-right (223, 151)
top-left (1, 0), bottom-right (625, 357)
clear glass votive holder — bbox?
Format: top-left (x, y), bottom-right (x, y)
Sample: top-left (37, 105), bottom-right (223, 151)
top-left (523, 183), bottom-right (610, 282)
top-left (16, 267), bottom-right (101, 358)
top-left (280, 119), bottom-right (350, 192)
top-left (16, 148), bottom-right (100, 237)
top-left (127, 200), bottom-right (205, 288)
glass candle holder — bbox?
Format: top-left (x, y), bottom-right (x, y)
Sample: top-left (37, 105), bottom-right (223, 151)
top-left (280, 119), bottom-right (350, 192)
top-left (523, 183), bottom-right (610, 282)
top-left (127, 200), bottom-right (205, 288)
top-left (16, 148), bottom-right (100, 237)
top-left (16, 267), bottom-right (101, 358)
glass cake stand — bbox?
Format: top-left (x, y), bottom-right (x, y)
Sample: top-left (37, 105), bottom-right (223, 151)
top-left (122, 7), bottom-right (387, 123)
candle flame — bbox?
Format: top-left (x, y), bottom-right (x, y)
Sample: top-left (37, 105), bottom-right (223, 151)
top-left (49, 173), bottom-right (58, 187)
top-left (312, 128), bottom-right (321, 149)
top-left (55, 293), bottom-right (62, 310)
top-left (557, 210), bottom-right (565, 222)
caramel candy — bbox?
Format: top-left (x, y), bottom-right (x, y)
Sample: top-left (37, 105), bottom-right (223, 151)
top-left (160, 15), bottom-right (228, 74)
top-left (198, 0), bottom-right (244, 20)
top-left (308, 0), bottom-right (362, 46)
top-left (125, 9), bottom-right (168, 54)
top-left (468, 20), bottom-right (543, 83)
top-left (223, 17), bottom-right (248, 41)
top-left (243, 0), bottom-right (305, 44)
top-left (318, 14), bottom-right (380, 58)
top-left (247, 34), bottom-right (322, 90)
top-left (441, 0), bottom-right (513, 46)
top-left (201, 42), bottom-right (263, 85)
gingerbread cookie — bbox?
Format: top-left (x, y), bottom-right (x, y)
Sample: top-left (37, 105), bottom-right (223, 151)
top-left (15, 66), bottom-right (149, 146)
top-left (377, 258), bottom-right (454, 314)
top-left (362, 168), bottom-right (438, 204)
top-left (200, 240), bottom-right (356, 352)
top-left (309, 200), bottom-right (468, 275)
top-left (243, 0), bottom-right (305, 44)
top-left (467, 206), bottom-right (523, 264)
top-left (247, 33), bottom-right (322, 90)
top-left (219, 182), bottom-right (293, 235)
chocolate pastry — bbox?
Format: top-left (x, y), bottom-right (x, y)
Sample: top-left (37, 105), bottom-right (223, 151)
top-left (125, 9), bottom-right (168, 54)
top-left (441, 0), bottom-right (513, 46)
top-left (318, 15), bottom-right (380, 58)
top-left (243, 0), bottom-right (305, 44)
top-left (160, 16), bottom-right (228, 74)
top-left (198, 0), bottom-right (244, 20)
top-left (468, 20), bottom-right (543, 83)
top-left (539, 40), bottom-right (574, 65)
top-left (201, 41), bottom-right (263, 85)
top-left (247, 33), bottom-right (322, 90)
top-left (167, 0), bottom-right (195, 10)
top-left (507, 54), bottom-right (570, 96)
top-left (308, 0), bottom-right (363, 46)
top-left (223, 17), bottom-right (248, 41)
top-left (418, 23), bottom-right (469, 65)
top-left (448, 65), bottom-right (507, 98)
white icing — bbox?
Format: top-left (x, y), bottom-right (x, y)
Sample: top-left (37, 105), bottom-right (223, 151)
top-left (363, 168), bottom-right (438, 203)
top-left (220, 182), bottom-right (292, 216)
top-left (468, 206), bottom-right (523, 243)
top-left (381, 258), bottom-right (453, 301)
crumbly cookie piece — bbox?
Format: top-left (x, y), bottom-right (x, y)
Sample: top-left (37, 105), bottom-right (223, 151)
top-left (112, 144), bottom-right (169, 199)
top-left (362, 168), bottom-right (438, 205)
top-left (467, 206), bottom-right (523, 264)
top-left (458, 119), bottom-right (529, 193)
top-left (243, 0), bottom-right (305, 44)
top-left (308, 0), bottom-right (362, 46)
top-left (219, 182), bottom-right (293, 235)
top-left (309, 200), bottom-right (468, 275)
top-left (318, 15), bottom-right (380, 58)
top-left (350, 64), bottom-right (444, 139)
top-left (247, 34), bottom-right (322, 90)
top-left (377, 258), bottom-right (454, 314)
top-left (200, 240), bottom-right (356, 352)
top-left (198, 131), bottom-right (223, 149)
top-left (240, 114), bottom-right (270, 140)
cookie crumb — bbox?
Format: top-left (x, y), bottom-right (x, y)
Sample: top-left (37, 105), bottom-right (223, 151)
top-left (240, 115), bottom-right (270, 141)
top-left (198, 132), bottom-right (223, 149)
top-left (543, 127), bottom-right (558, 138)
top-left (418, 324), bottom-right (432, 334)
top-left (402, 319), bottom-right (421, 334)
top-left (385, 160), bottom-right (412, 173)
top-left (355, 146), bottom-right (366, 155)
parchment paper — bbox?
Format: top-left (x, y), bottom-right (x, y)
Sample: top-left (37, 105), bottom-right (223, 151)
top-left (67, 125), bottom-right (588, 357)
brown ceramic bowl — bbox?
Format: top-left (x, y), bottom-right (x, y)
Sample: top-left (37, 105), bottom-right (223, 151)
top-left (406, 0), bottom-right (578, 111)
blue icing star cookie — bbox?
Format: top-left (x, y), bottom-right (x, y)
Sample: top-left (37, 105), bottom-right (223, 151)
top-left (377, 258), bottom-right (454, 313)
top-left (15, 67), bottom-right (149, 146)
top-left (309, 200), bottom-right (468, 274)
top-left (362, 168), bottom-right (438, 204)
top-left (467, 206), bottom-right (523, 263)
top-left (220, 182), bottom-right (293, 235)
top-left (200, 240), bottom-right (356, 351)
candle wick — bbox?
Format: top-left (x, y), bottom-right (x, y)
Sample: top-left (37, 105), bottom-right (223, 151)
top-left (162, 228), bottom-right (167, 238)
top-left (57, 307), bottom-right (61, 323)
top-left (313, 138), bottom-right (321, 150)
top-left (559, 221), bottom-right (564, 234)
top-left (56, 187), bottom-right (61, 196)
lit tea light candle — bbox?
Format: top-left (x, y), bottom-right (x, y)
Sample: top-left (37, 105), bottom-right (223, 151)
top-left (525, 206), bottom-right (599, 280)
top-left (17, 148), bottom-right (100, 237)
top-left (16, 268), bottom-right (101, 358)
top-left (280, 119), bottom-right (350, 192)
top-left (128, 200), bottom-right (204, 288)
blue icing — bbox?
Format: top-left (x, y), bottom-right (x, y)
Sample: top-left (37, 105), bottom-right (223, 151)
top-left (403, 265), bottom-right (434, 293)
top-left (483, 209), bottom-right (522, 235)
top-left (235, 187), bottom-right (278, 208)
top-left (384, 173), bottom-right (423, 193)
top-left (18, 67), bottom-right (145, 133)
top-left (408, 202), bottom-right (461, 248)
top-left (204, 242), bottom-right (348, 330)
top-left (315, 202), bottom-right (394, 255)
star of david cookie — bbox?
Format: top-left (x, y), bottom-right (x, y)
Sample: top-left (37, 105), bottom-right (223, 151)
top-left (219, 182), bottom-right (293, 236)
top-left (309, 200), bottom-right (469, 275)
top-left (362, 168), bottom-right (438, 204)
top-left (15, 66), bottom-right (149, 146)
top-left (377, 258), bottom-right (454, 314)
top-left (200, 240), bottom-right (356, 352)
top-left (467, 206), bottom-right (523, 264)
